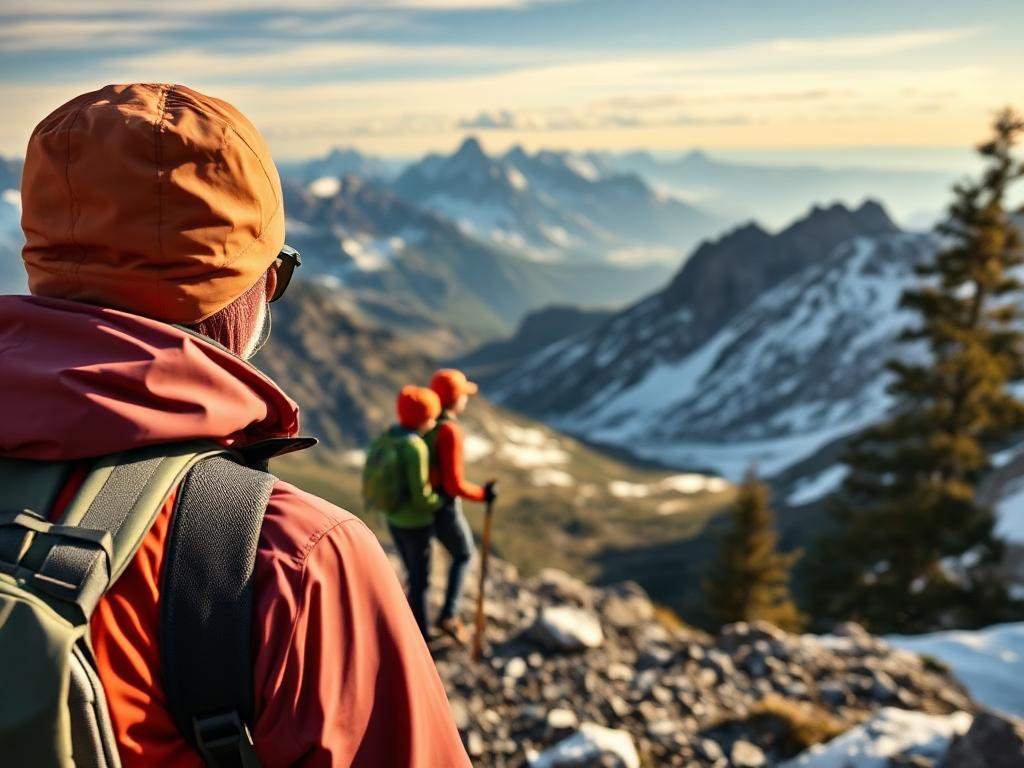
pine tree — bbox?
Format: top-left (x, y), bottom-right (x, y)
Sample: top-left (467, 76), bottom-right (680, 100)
top-left (809, 109), bottom-right (1024, 633)
top-left (704, 471), bottom-right (805, 632)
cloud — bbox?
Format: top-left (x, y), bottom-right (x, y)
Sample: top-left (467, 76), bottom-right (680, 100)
top-left (102, 42), bottom-right (532, 79)
top-left (0, 24), bottom-right (1006, 157)
top-left (458, 107), bottom-right (754, 132)
top-left (457, 109), bottom-right (524, 129)
top-left (0, 0), bottom-right (561, 14)
top-left (0, 17), bottom-right (195, 52)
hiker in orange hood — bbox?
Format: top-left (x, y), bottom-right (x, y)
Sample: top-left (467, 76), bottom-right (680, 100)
top-left (2, 84), bottom-right (469, 768)
top-left (426, 369), bottom-right (498, 645)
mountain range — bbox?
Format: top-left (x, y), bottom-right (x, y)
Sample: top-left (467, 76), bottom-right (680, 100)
top-left (595, 149), bottom-right (963, 230)
top-left (391, 137), bottom-right (724, 267)
top-left (281, 173), bottom-right (672, 345)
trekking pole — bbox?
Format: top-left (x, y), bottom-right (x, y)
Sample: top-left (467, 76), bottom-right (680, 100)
top-left (471, 498), bottom-right (495, 663)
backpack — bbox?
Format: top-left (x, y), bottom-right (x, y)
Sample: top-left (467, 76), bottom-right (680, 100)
top-left (423, 415), bottom-right (451, 476)
top-left (0, 437), bottom-right (309, 768)
top-left (362, 431), bottom-right (411, 513)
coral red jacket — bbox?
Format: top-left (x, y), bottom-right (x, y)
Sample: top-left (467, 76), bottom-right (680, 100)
top-left (429, 418), bottom-right (487, 503)
top-left (0, 295), bottom-right (471, 768)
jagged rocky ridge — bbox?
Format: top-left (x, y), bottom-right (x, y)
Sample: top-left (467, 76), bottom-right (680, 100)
top-left (405, 550), bottom-right (1021, 767)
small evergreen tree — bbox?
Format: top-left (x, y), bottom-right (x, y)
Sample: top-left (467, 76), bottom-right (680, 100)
top-left (704, 471), bottom-right (805, 631)
top-left (809, 109), bottom-right (1024, 633)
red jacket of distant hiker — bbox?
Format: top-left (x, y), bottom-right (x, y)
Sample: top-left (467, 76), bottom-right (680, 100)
top-left (0, 295), bottom-right (471, 768)
top-left (429, 418), bottom-right (487, 503)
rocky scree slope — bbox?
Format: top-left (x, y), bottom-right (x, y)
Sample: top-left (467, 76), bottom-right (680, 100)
top-left (413, 552), bottom-right (1019, 767)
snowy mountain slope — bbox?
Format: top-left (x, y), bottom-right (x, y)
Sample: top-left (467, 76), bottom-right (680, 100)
top-left (559, 233), bottom-right (933, 477)
top-left (391, 137), bottom-right (723, 267)
top-left (491, 215), bottom-right (935, 479)
top-left (487, 202), bottom-right (902, 447)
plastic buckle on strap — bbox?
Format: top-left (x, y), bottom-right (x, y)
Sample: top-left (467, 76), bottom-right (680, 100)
top-left (193, 711), bottom-right (260, 768)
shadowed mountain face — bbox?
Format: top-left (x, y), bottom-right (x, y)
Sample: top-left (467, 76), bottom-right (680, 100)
top-left (391, 137), bottom-right (724, 265)
top-left (455, 304), bottom-right (615, 382)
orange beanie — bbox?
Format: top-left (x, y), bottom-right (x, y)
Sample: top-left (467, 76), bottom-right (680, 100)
top-left (21, 83), bottom-right (285, 324)
top-left (396, 386), bottom-right (441, 430)
top-left (429, 369), bottom-right (479, 408)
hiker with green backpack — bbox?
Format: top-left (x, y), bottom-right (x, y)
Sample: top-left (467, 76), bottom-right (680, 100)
top-left (363, 386), bottom-right (445, 639)
top-left (0, 84), bottom-right (470, 768)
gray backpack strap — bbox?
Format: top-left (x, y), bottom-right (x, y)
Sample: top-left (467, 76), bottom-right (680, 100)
top-left (0, 442), bottom-right (224, 768)
top-left (160, 456), bottom-right (277, 768)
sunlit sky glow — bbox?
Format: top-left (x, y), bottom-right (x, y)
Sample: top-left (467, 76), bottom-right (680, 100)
top-left (1, 0), bottom-right (1021, 162)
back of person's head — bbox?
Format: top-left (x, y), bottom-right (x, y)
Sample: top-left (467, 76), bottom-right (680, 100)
top-left (397, 386), bottom-right (442, 432)
top-left (429, 369), bottom-right (478, 409)
top-left (21, 83), bottom-right (285, 356)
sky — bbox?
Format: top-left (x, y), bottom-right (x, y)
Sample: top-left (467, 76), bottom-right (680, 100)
top-left (0, 0), bottom-right (1021, 164)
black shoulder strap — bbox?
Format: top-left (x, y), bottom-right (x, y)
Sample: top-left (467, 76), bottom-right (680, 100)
top-left (159, 455), bottom-right (276, 768)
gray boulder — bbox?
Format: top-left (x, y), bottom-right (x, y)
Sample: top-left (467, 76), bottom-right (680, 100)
top-left (528, 606), bottom-right (604, 651)
top-left (942, 712), bottom-right (1024, 768)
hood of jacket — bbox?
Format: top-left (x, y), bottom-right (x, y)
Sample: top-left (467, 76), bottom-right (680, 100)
top-left (20, 83), bottom-right (285, 325)
top-left (0, 295), bottom-right (299, 461)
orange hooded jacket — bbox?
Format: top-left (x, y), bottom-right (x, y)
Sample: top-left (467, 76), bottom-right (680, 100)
top-left (7, 83), bottom-right (471, 768)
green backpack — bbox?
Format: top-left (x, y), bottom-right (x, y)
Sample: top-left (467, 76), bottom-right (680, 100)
top-left (0, 437), bottom-right (304, 768)
top-left (362, 432), bottom-right (410, 513)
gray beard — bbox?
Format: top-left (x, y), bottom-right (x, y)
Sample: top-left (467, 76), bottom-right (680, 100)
top-left (241, 301), bottom-right (272, 360)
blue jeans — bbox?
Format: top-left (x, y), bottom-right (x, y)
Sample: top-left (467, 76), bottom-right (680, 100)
top-left (389, 498), bottom-right (475, 637)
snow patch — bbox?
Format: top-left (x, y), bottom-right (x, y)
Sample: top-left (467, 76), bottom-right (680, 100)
top-left (498, 425), bottom-right (569, 468)
top-left (505, 165), bottom-right (528, 191)
top-left (996, 480), bottom-right (1024, 543)
top-left (339, 233), bottom-right (411, 272)
top-left (2, 189), bottom-right (21, 212)
top-left (658, 474), bottom-right (729, 495)
top-left (787, 465), bottom-right (847, 506)
top-left (608, 481), bottom-right (650, 499)
top-left (888, 622), bottom-right (1024, 717)
top-left (308, 176), bottom-right (341, 198)
top-left (340, 449), bottom-right (366, 468)
top-left (532, 468), bottom-right (575, 487)
top-left (563, 155), bottom-right (600, 181)
top-left (463, 434), bottom-right (494, 463)
top-left (530, 722), bottom-right (639, 768)
top-left (781, 707), bottom-right (971, 768)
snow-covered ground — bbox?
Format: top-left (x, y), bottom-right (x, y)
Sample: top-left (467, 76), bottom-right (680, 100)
top-left (781, 708), bottom-right (972, 768)
top-left (996, 480), bottom-right (1024, 544)
top-left (787, 465), bottom-right (847, 506)
top-left (888, 622), bottom-right (1024, 717)
top-left (495, 425), bottom-right (570, 469)
top-left (608, 474), bottom-right (728, 499)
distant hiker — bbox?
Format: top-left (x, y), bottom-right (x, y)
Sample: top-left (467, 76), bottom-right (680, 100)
top-left (0, 84), bottom-right (470, 768)
top-left (426, 369), bottom-right (498, 645)
top-left (363, 385), bottom-right (446, 637)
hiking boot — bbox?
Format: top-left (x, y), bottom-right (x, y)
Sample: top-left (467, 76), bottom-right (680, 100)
top-left (436, 617), bottom-right (471, 646)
